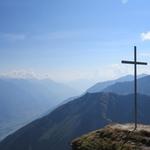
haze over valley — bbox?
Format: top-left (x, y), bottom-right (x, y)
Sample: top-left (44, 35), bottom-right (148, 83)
top-left (0, 0), bottom-right (150, 150)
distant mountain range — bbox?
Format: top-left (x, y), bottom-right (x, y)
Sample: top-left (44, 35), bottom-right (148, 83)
top-left (87, 74), bottom-right (147, 93)
top-left (1, 91), bottom-right (150, 150)
top-left (1, 74), bottom-right (150, 150)
top-left (0, 78), bottom-right (79, 141)
top-left (103, 75), bottom-right (150, 95)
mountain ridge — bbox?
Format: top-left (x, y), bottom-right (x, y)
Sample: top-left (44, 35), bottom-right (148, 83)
top-left (1, 92), bottom-right (150, 150)
top-left (87, 74), bottom-right (148, 93)
top-left (103, 75), bottom-right (150, 95)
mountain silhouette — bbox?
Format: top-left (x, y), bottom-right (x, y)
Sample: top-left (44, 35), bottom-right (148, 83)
top-left (103, 75), bottom-right (150, 95)
top-left (87, 74), bottom-right (147, 93)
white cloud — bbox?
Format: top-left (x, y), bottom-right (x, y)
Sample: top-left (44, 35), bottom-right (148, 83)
top-left (121, 0), bottom-right (128, 4)
top-left (0, 70), bottom-right (40, 79)
top-left (141, 31), bottom-right (150, 41)
top-left (97, 63), bottom-right (150, 81)
top-left (0, 64), bottom-right (149, 83)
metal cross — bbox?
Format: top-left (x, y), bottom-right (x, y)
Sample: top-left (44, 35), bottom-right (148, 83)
top-left (121, 46), bottom-right (148, 130)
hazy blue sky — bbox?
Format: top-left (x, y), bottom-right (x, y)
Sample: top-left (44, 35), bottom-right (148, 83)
top-left (0, 0), bottom-right (150, 81)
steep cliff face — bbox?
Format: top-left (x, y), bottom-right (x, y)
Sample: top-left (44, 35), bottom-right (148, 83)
top-left (72, 124), bottom-right (150, 150)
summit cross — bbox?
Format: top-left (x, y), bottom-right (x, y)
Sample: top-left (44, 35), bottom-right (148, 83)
top-left (121, 46), bottom-right (148, 130)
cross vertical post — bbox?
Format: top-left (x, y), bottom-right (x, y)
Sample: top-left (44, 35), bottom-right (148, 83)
top-left (134, 46), bottom-right (137, 130)
top-left (121, 46), bottom-right (148, 130)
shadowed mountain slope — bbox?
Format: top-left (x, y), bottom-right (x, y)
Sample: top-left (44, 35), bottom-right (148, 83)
top-left (1, 92), bottom-right (150, 150)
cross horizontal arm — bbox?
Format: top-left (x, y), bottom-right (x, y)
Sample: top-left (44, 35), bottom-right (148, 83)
top-left (121, 60), bottom-right (148, 65)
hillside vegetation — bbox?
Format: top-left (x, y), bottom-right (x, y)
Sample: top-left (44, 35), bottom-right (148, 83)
top-left (72, 124), bottom-right (150, 150)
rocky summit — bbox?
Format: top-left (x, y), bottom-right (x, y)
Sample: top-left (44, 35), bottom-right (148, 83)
top-left (72, 124), bottom-right (150, 150)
